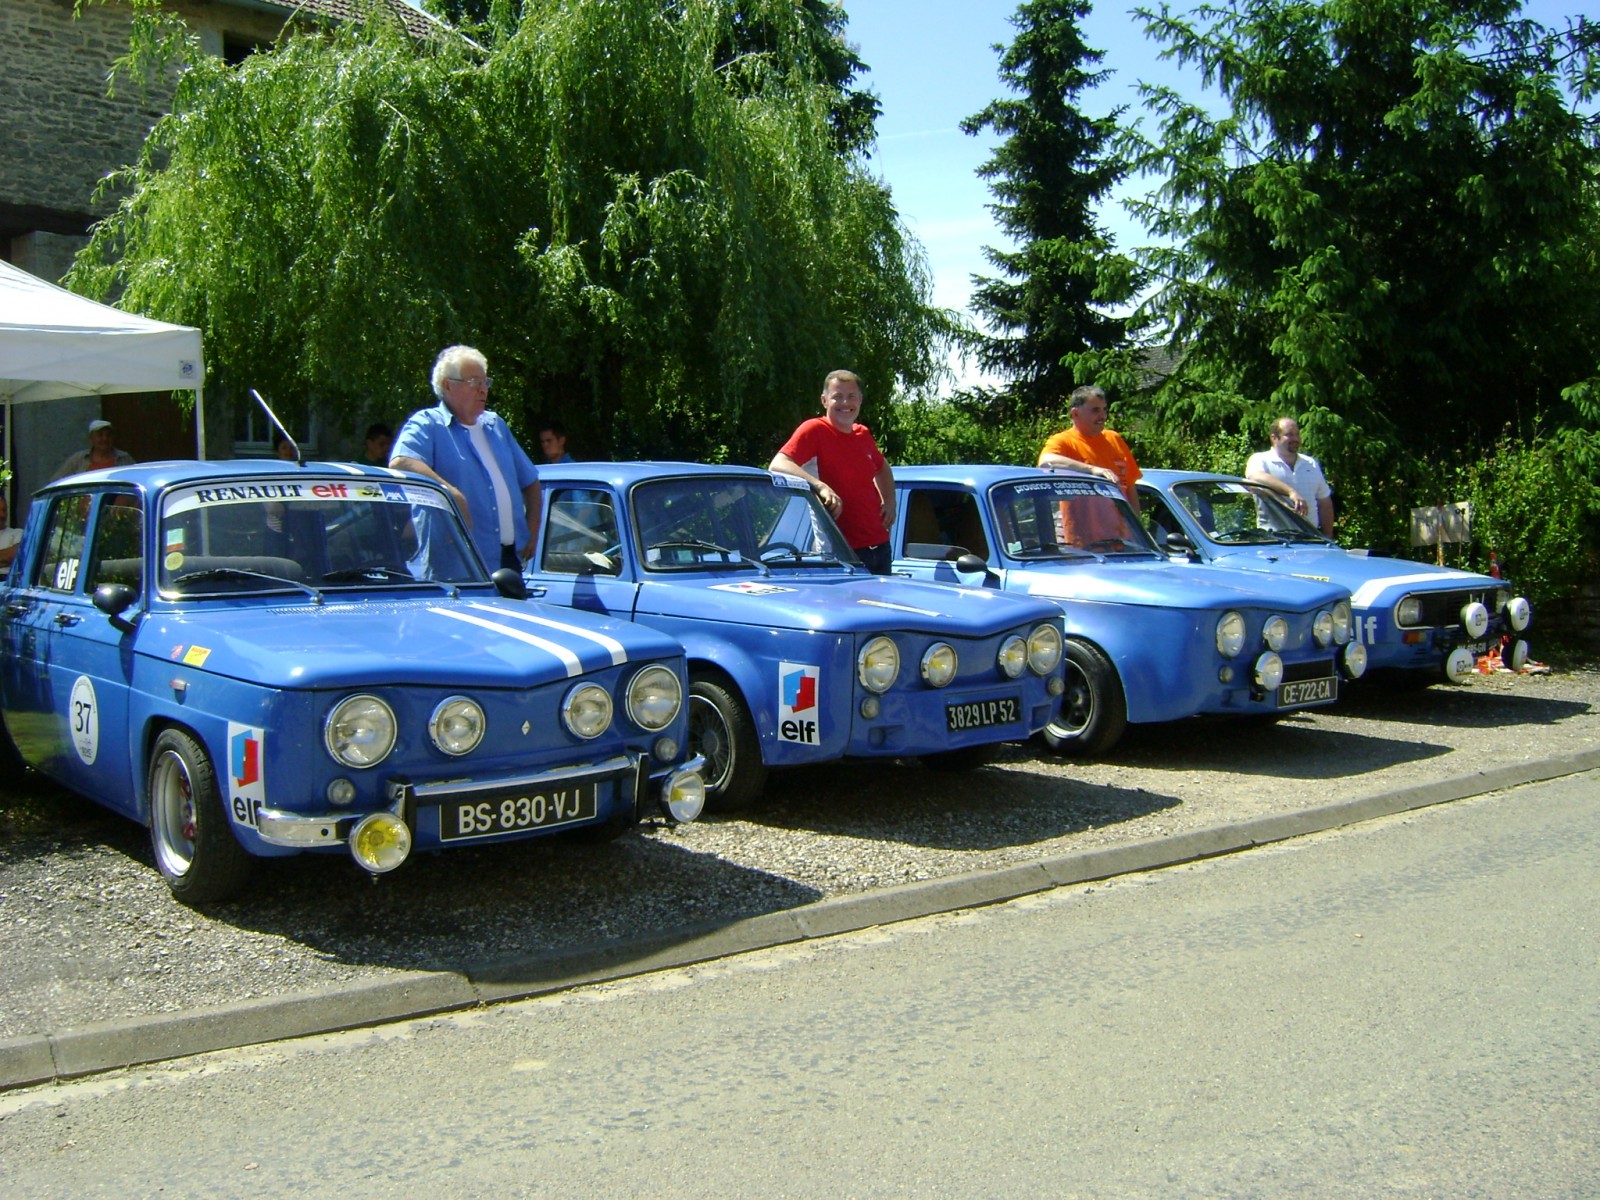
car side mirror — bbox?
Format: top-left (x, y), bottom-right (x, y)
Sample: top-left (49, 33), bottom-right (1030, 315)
top-left (93, 582), bottom-right (139, 631)
top-left (491, 567), bottom-right (528, 600)
top-left (1164, 532), bottom-right (1199, 560)
top-left (953, 553), bottom-right (991, 577)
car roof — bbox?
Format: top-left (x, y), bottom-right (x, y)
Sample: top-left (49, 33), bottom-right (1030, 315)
top-left (894, 464), bottom-right (1104, 487)
top-left (34, 458), bottom-right (420, 496)
top-left (534, 461), bottom-right (776, 487)
top-left (1138, 468), bottom-right (1246, 487)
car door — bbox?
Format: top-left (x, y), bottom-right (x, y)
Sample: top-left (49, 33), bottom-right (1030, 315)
top-left (893, 486), bottom-right (998, 587)
top-left (6, 490), bottom-right (144, 811)
top-left (525, 485), bottom-right (639, 617)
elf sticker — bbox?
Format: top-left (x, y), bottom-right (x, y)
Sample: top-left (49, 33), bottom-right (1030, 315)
top-left (777, 662), bottom-right (821, 745)
top-left (69, 675), bottom-right (99, 765)
top-left (227, 722), bottom-right (265, 827)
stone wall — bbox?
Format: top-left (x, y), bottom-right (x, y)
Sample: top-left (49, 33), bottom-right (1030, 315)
top-left (1, 0), bottom-right (284, 230)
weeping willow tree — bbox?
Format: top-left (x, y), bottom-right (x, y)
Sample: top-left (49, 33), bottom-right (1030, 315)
top-left (71, 0), bottom-right (947, 461)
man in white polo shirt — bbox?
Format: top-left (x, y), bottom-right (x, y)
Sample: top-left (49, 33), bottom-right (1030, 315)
top-left (390, 345), bottom-right (541, 572)
top-left (1245, 416), bottom-right (1334, 536)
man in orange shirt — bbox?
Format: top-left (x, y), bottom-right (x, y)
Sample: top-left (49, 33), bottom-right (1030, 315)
top-left (1037, 385), bottom-right (1141, 514)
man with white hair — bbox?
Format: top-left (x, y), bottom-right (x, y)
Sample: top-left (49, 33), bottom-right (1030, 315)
top-left (390, 345), bottom-right (541, 572)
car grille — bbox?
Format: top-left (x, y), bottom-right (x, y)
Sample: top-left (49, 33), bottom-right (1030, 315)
top-left (1282, 658), bottom-right (1335, 682)
top-left (1398, 587), bottom-right (1498, 629)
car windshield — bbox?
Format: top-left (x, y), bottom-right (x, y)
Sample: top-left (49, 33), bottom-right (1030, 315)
top-left (631, 475), bottom-right (856, 571)
top-left (1170, 480), bottom-right (1335, 546)
top-left (158, 477), bottom-right (486, 594)
top-left (990, 477), bottom-right (1160, 559)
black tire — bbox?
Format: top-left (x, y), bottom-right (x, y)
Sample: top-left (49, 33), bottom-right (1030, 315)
top-left (1038, 639), bottom-right (1128, 757)
top-left (147, 728), bottom-right (254, 905)
top-left (688, 676), bottom-right (767, 811)
top-left (0, 708), bottom-right (23, 776)
top-left (919, 743), bottom-right (998, 772)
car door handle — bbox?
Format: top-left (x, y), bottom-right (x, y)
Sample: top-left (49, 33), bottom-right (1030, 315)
top-left (528, 585), bottom-right (548, 598)
top-left (3, 603), bottom-right (28, 618)
top-left (54, 612), bottom-right (83, 627)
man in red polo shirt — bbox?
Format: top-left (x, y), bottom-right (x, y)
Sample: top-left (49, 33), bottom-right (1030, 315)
top-left (770, 369), bottom-right (896, 574)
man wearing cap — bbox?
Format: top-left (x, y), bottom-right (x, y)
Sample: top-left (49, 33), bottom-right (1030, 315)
top-left (53, 419), bottom-right (137, 481)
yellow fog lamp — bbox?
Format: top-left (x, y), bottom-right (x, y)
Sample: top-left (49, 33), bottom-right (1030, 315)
top-left (349, 812), bottom-right (412, 875)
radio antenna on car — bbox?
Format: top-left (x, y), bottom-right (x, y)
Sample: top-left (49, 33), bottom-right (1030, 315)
top-left (250, 388), bottom-right (304, 467)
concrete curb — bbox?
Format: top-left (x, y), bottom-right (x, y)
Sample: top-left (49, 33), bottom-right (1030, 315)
top-left (5, 748), bottom-right (1597, 1093)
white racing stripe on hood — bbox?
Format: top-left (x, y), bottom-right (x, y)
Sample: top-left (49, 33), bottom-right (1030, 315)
top-left (428, 607), bottom-right (586, 676)
top-left (464, 601), bottom-right (628, 665)
top-left (1349, 571), bottom-right (1484, 609)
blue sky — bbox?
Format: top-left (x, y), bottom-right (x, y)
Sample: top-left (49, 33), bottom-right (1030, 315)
top-left (844, 0), bottom-right (1585, 390)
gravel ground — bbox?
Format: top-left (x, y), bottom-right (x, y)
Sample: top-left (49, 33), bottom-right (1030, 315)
top-left (1, 665), bottom-right (1595, 1040)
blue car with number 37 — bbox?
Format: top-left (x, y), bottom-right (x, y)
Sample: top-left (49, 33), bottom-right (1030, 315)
top-left (523, 463), bottom-right (1068, 810)
top-left (0, 460), bottom-right (705, 906)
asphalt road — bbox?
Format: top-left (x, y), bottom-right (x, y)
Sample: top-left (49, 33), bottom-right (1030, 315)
top-left (2, 772), bottom-right (1594, 1198)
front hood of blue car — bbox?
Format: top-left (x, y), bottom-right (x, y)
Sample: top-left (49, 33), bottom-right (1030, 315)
top-left (1206, 546), bottom-right (1503, 609)
top-left (1008, 558), bottom-right (1349, 611)
top-left (140, 597), bottom-right (682, 689)
top-left (636, 573), bottom-right (1055, 636)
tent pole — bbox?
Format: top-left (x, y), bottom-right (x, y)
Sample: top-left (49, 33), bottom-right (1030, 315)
top-left (194, 385), bottom-right (206, 461)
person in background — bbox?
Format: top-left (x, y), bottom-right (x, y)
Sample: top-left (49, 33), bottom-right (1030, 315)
top-left (537, 419), bottom-right (573, 464)
top-left (390, 345), bottom-right (541, 572)
top-left (273, 431), bottom-right (298, 461)
top-left (1037, 385), bottom-right (1141, 513)
top-left (53, 418), bottom-right (136, 481)
top-left (0, 493), bottom-right (22, 570)
top-left (769, 369), bottom-right (895, 574)
top-left (1245, 416), bottom-right (1334, 536)
top-left (363, 422), bottom-right (394, 466)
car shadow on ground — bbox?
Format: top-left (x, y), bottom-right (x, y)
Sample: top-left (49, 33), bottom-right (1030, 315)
top-left (732, 755), bottom-right (1179, 851)
top-left (1333, 679), bottom-right (1594, 729)
top-left (1095, 715), bottom-right (1454, 779)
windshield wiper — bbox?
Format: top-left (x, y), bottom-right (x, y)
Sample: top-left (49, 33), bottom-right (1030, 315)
top-left (171, 566), bottom-right (323, 602)
top-left (647, 538), bottom-right (769, 575)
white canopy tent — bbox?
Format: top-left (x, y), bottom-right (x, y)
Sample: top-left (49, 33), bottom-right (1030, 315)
top-left (0, 258), bottom-right (208, 473)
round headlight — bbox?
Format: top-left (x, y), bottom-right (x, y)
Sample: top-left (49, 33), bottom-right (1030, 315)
top-left (1216, 611), bottom-right (1246, 658)
top-left (1396, 596), bottom-right (1424, 627)
top-left (1312, 610), bottom-right (1335, 647)
top-left (627, 665), bottom-right (683, 731)
top-left (997, 635), bottom-right (1027, 679)
top-left (1263, 615), bottom-right (1289, 651)
top-left (429, 696), bottom-right (485, 756)
top-left (1504, 596), bottom-right (1531, 632)
top-left (1027, 623), bottom-right (1063, 674)
top-left (349, 811), bottom-right (412, 874)
top-left (659, 767), bottom-right (706, 824)
top-left (921, 643), bottom-right (958, 688)
top-left (858, 636), bottom-right (900, 693)
top-left (1506, 639), bottom-right (1530, 671)
top-left (1254, 652), bottom-right (1285, 691)
top-left (1461, 600), bottom-right (1490, 639)
top-left (1342, 641), bottom-right (1368, 679)
top-left (324, 694), bottom-right (397, 768)
top-left (562, 682), bottom-right (614, 739)
top-left (1331, 600), bottom-right (1354, 644)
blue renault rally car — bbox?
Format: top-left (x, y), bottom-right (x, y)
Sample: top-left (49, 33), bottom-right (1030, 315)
top-left (1136, 470), bottom-right (1533, 683)
top-left (890, 466), bottom-right (1367, 756)
top-left (522, 463), bottom-right (1068, 809)
top-left (0, 460), bottom-right (704, 905)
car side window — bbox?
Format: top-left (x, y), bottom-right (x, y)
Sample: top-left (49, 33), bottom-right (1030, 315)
top-left (87, 493), bottom-right (144, 593)
top-left (901, 490), bottom-right (989, 561)
top-left (541, 488), bottom-right (621, 576)
top-left (34, 493), bottom-right (92, 594)
top-left (1141, 494), bottom-right (1181, 547)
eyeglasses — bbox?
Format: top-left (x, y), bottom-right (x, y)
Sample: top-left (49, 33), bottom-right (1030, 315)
top-left (447, 375), bottom-right (493, 391)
